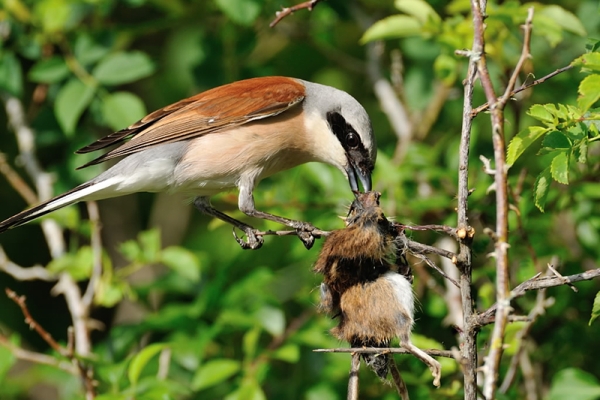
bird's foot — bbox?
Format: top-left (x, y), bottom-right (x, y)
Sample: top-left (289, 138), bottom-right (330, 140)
top-left (429, 359), bottom-right (442, 387)
top-left (290, 221), bottom-right (319, 249)
top-left (232, 227), bottom-right (264, 250)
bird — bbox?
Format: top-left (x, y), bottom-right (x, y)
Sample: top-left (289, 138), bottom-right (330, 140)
top-left (0, 76), bottom-right (376, 249)
top-left (314, 191), bottom-right (441, 387)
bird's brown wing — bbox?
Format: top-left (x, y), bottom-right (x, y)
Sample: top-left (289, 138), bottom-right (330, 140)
top-left (76, 76), bottom-right (305, 168)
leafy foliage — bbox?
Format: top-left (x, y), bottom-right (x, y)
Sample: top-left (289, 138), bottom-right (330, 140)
top-left (0, 0), bottom-right (599, 399)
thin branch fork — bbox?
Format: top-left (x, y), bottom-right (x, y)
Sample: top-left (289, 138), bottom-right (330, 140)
top-left (269, 0), bottom-right (325, 27)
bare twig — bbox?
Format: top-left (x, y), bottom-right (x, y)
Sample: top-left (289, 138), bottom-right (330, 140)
top-left (314, 347), bottom-right (455, 358)
top-left (2, 94), bottom-right (65, 258)
top-left (0, 153), bottom-right (38, 205)
top-left (0, 246), bottom-right (56, 281)
top-left (476, 268), bottom-right (600, 327)
top-left (0, 334), bottom-right (78, 374)
top-left (6, 289), bottom-right (67, 355)
top-left (82, 201), bottom-right (103, 309)
top-left (389, 361), bottom-right (410, 400)
top-left (476, 6), bottom-right (535, 399)
top-left (471, 65), bottom-right (574, 116)
top-left (348, 352), bottom-right (360, 400)
top-left (269, 0), bottom-right (325, 27)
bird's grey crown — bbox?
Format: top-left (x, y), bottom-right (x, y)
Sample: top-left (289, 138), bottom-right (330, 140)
top-left (299, 79), bottom-right (376, 162)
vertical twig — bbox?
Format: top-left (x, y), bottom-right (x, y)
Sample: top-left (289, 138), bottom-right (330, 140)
top-left (470, 4), bottom-right (535, 399)
top-left (456, 18), bottom-right (479, 400)
top-left (389, 360), bottom-right (410, 400)
top-left (82, 201), bottom-right (102, 309)
top-left (348, 352), bottom-right (360, 400)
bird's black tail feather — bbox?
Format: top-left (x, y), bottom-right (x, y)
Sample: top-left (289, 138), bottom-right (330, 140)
top-left (0, 182), bottom-right (94, 233)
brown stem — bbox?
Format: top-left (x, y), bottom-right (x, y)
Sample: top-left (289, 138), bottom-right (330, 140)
top-left (269, 0), bottom-right (326, 27)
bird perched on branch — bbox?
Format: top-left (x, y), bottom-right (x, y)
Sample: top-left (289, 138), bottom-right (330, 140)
top-left (0, 77), bottom-right (375, 249)
top-left (314, 191), bottom-right (441, 386)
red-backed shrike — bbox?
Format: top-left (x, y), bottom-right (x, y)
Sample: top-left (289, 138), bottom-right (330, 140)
top-left (0, 77), bottom-right (376, 249)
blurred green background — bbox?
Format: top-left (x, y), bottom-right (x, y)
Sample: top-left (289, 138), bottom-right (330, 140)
top-left (1, 0), bottom-right (600, 399)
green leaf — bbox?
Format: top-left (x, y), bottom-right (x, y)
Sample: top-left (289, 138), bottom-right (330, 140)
top-left (548, 368), bottom-right (600, 400)
top-left (139, 228), bottom-right (161, 263)
top-left (576, 140), bottom-right (588, 164)
top-left (539, 5), bottom-right (587, 37)
top-left (28, 56), bottom-right (70, 83)
top-left (101, 91), bottom-right (147, 131)
top-left (74, 34), bottom-right (110, 65)
top-left (578, 74), bottom-right (600, 112)
top-left (120, 239), bottom-right (142, 262)
top-left (506, 126), bottom-right (549, 166)
top-left (191, 359), bottom-right (241, 391)
top-left (161, 246), bottom-right (201, 282)
top-left (271, 343), bottom-right (300, 363)
top-left (534, 167), bottom-right (552, 212)
top-left (360, 15), bottom-right (422, 44)
top-left (590, 292), bottom-right (600, 325)
top-left (243, 326), bottom-right (261, 360)
top-left (256, 306), bottom-right (285, 337)
top-left (433, 53), bottom-right (458, 84)
top-left (0, 51), bottom-right (23, 96)
top-left (46, 246), bottom-right (93, 280)
top-left (550, 151), bottom-right (569, 184)
top-left (542, 131), bottom-right (571, 150)
top-left (527, 104), bottom-right (556, 124)
top-left (93, 51), bottom-right (155, 85)
top-left (215, 0), bottom-right (260, 27)
top-left (55, 78), bottom-right (96, 135)
top-left (0, 341), bottom-right (16, 384)
top-left (573, 53), bottom-right (600, 73)
top-left (394, 0), bottom-right (441, 24)
top-left (128, 343), bottom-right (167, 385)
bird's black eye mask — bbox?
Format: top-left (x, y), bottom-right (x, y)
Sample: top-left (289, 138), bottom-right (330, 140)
top-left (326, 111), bottom-right (374, 176)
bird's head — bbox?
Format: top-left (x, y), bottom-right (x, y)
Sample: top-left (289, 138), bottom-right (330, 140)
top-left (300, 80), bottom-right (376, 193)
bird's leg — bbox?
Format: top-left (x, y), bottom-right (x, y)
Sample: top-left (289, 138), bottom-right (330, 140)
top-left (238, 185), bottom-right (319, 249)
top-left (193, 197), bottom-right (264, 250)
top-left (401, 339), bottom-right (442, 387)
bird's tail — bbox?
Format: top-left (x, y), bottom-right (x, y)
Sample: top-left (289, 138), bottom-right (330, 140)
top-left (0, 179), bottom-right (115, 233)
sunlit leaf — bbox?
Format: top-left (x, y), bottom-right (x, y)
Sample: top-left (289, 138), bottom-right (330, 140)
top-left (394, 0), bottom-right (441, 24)
top-left (590, 292), bottom-right (600, 326)
top-left (534, 167), bottom-right (552, 212)
top-left (128, 343), bottom-right (167, 385)
top-left (360, 15), bottom-right (422, 44)
top-left (161, 246), bottom-right (201, 282)
top-left (550, 151), bottom-right (569, 184)
top-left (93, 51), bottom-right (155, 85)
top-left (256, 306), bottom-right (285, 337)
top-left (539, 5), bottom-right (587, 37)
top-left (527, 104), bottom-right (556, 124)
top-left (215, 0), bottom-right (260, 27)
top-left (506, 126), bottom-right (549, 166)
top-left (101, 91), bottom-right (147, 131)
top-left (28, 56), bottom-right (70, 83)
top-left (191, 359), bottom-right (240, 391)
top-left (578, 74), bottom-right (600, 112)
top-left (0, 51), bottom-right (23, 96)
top-left (55, 78), bottom-right (96, 135)
top-left (548, 368), bottom-right (600, 400)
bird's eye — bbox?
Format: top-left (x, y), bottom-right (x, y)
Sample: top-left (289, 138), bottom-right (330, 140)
top-left (346, 133), bottom-right (359, 148)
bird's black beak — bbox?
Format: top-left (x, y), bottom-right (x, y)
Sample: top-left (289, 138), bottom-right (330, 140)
top-left (346, 163), bottom-right (372, 193)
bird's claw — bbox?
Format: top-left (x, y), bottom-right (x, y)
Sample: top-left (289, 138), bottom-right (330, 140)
top-left (232, 227), bottom-right (264, 250)
top-left (292, 221), bottom-right (318, 250)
